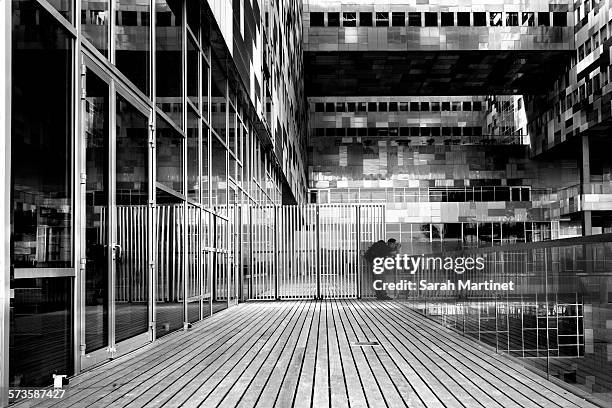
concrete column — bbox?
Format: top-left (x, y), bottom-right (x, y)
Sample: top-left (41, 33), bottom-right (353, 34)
top-left (581, 134), bottom-right (593, 236)
top-left (0, 0), bottom-right (11, 406)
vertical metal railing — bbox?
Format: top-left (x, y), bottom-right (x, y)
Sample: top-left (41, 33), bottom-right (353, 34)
top-left (246, 204), bottom-right (384, 300)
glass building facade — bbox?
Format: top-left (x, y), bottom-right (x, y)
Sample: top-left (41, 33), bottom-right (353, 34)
top-left (4, 0), bottom-right (305, 394)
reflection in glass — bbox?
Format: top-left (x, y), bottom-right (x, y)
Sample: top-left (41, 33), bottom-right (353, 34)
top-left (187, 205), bottom-right (201, 323)
top-left (187, 111), bottom-right (199, 202)
top-left (82, 0), bottom-right (109, 56)
top-left (156, 0), bottom-right (182, 126)
top-left (156, 116), bottom-right (184, 194)
top-left (9, 278), bottom-right (73, 387)
top-left (187, 37), bottom-right (199, 107)
top-left (45, 0), bottom-right (72, 21)
top-left (10, 4), bottom-right (74, 389)
top-left (211, 135), bottom-right (228, 213)
top-left (12, 4), bottom-right (72, 268)
top-left (211, 57), bottom-right (227, 140)
top-left (84, 71), bottom-right (109, 353)
top-left (202, 124), bottom-right (210, 206)
top-left (115, 95), bottom-right (150, 343)
top-left (156, 194), bottom-right (184, 337)
top-left (401, 241), bottom-right (612, 403)
top-left (202, 59), bottom-right (209, 121)
top-left (115, 0), bottom-right (150, 95)
top-left (213, 217), bottom-right (228, 313)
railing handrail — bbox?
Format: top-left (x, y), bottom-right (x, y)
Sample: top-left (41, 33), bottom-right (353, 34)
top-left (417, 232), bottom-right (612, 257)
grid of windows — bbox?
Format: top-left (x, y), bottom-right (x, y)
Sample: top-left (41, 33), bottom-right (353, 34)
top-left (309, 11), bottom-right (567, 28)
top-left (313, 99), bottom-right (484, 113)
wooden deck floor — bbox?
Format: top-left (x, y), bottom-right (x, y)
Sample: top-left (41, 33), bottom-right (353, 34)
top-left (21, 300), bottom-right (598, 408)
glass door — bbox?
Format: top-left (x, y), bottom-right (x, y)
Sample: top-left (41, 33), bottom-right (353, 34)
top-left (81, 64), bottom-right (152, 370)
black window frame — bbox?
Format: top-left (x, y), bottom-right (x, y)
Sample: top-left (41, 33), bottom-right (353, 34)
top-left (425, 12), bottom-right (437, 27)
top-left (342, 12), bottom-right (357, 27)
top-left (538, 12), bottom-right (550, 26)
top-left (441, 12), bottom-right (454, 26)
top-left (360, 12), bottom-right (373, 26)
top-left (328, 12), bottom-right (340, 27)
top-left (473, 12), bottom-right (486, 26)
top-left (376, 12), bottom-right (389, 27)
top-left (391, 12), bottom-right (405, 27)
top-left (408, 12), bottom-right (421, 27)
top-left (310, 12), bottom-right (324, 27)
top-left (457, 12), bottom-right (470, 26)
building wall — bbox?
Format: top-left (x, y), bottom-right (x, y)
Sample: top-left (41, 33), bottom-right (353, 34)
top-left (303, 0), bottom-right (574, 52)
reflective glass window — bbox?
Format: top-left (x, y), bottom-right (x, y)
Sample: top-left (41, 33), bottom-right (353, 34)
top-left (156, 116), bottom-right (184, 194)
top-left (343, 12), bottom-right (356, 27)
top-left (82, 0), bottom-right (109, 56)
top-left (12, 6), bottom-right (72, 268)
top-left (115, 0), bottom-right (150, 95)
top-left (156, 0), bottom-right (182, 126)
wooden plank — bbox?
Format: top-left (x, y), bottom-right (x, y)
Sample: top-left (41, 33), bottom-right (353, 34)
top-left (291, 301), bottom-right (321, 408)
top-left (311, 299), bottom-right (330, 408)
top-left (270, 300), bottom-right (318, 407)
top-left (329, 298), bottom-right (368, 408)
top-left (325, 300), bottom-right (350, 408)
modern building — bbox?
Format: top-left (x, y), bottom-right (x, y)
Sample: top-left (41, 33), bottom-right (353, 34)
top-left (1, 0), bottom-right (612, 406)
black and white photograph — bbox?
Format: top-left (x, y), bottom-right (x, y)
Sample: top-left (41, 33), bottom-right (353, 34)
top-left (1, 0), bottom-right (612, 406)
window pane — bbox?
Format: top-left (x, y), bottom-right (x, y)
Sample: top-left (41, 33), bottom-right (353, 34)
top-left (115, 0), bottom-right (150, 95)
top-left (408, 12), bottom-right (421, 27)
top-left (425, 12), bottom-right (437, 27)
top-left (187, 111), bottom-right (200, 202)
top-left (457, 12), bottom-right (470, 26)
top-left (360, 12), bottom-right (372, 26)
top-left (187, 36), bottom-right (198, 107)
top-left (392, 12), bottom-right (404, 27)
top-left (83, 70), bottom-right (109, 354)
top-left (12, 6), bottom-right (72, 268)
top-left (376, 12), bottom-right (389, 27)
top-left (202, 59), bottom-right (209, 121)
top-left (82, 0), bottom-right (109, 56)
top-left (538, 12), bottom-right (550, 26)
top-left (157, 116), bottom-right (184, 193)
top-left (46, 0), bottom-right (72, 21)
top-left (328, 12), bottom-right (340, 27)
top-left (343, 12), bottom-right (356, 27)
top-left (115, 94), bottom-right (150, 343)
top-left (473, 12), bottom-right (486, 26)
top-left (202, 123), bottom-right (210, 205)
top-left (155, 201), bottom-right (184, 337)
top-left (211, 135), bottom-right (228, 214)
top-left (156, 0), bottom-right (182, 127)
top-left (441, 12), bottom-right (453, 26)
top-left (211, 57), bottom-right (227, 141)
top-left (522, 12), bottom-right (534, 26)
top-left (310, 12), bottom-right (324, 27)
top-left (11, 5), bottom-right (74, 388)
top-left (490, 12), bottom-right (502, 26)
